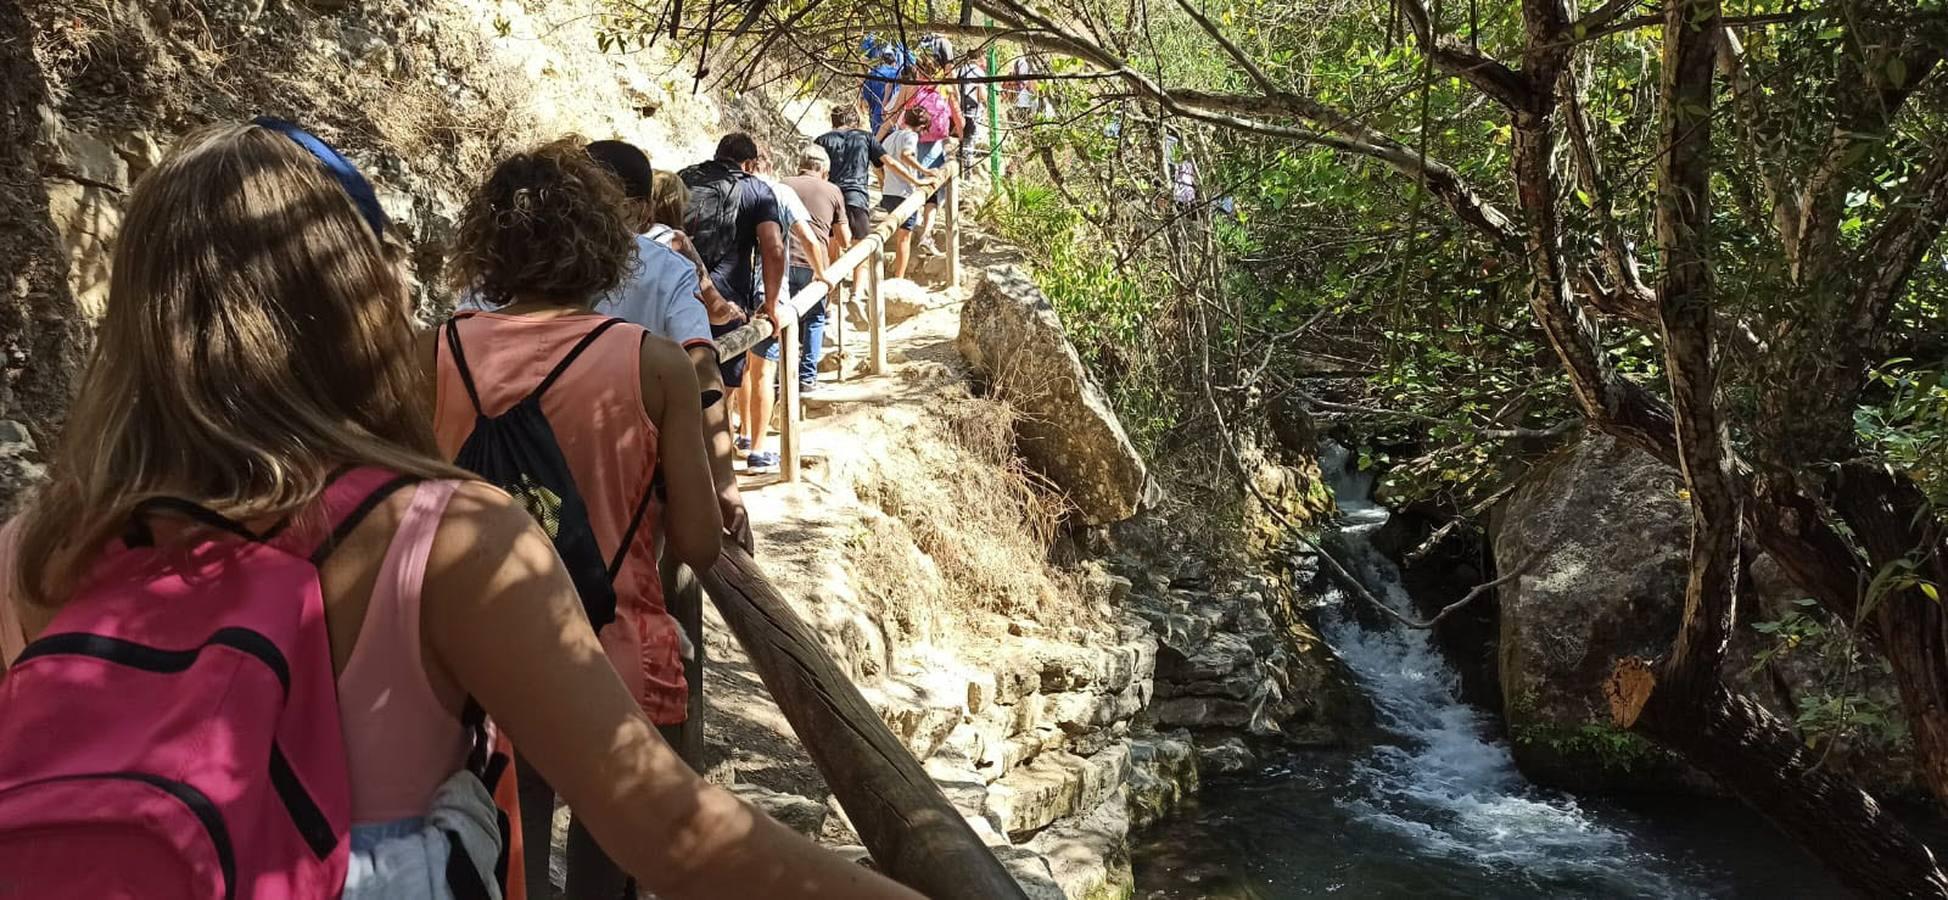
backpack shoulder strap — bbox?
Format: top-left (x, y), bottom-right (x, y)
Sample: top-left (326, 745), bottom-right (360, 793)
top-left (124, 498), bottom-right (263, 547)
top-left (531, 317), bottom-right (631, 401)
top-left (306, 467), bottom-right (420, 565)
top-left (590, 329), bottom-right (660, 584)
top-left (118, 467), bottom-right (415, 564)
top-left (443, 318), bottom-right (487, 416)
top-left (605, 469), bottom-right (660, 583)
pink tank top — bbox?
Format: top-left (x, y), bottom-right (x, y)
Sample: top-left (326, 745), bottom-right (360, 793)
top-left (0, 481), bottom-right (468, 824)
top-left (431, 312), bottom-right (686, 724)
top-left (336, 479), bottom-right (468, 822)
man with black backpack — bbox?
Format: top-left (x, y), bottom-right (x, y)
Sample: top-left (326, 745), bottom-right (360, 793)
top-left (680, 134), bottom-right (787, 464)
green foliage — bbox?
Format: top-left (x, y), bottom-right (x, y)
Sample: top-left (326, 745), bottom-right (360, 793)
top-left (1513, 722), bottom-right (1661, 774)
top-left (1749, 599), bottom-right (1913, 754)
top-left (982, 182), bottom-right (1181, 457)
top-left (1858, 358), bottom-right (1948, 508)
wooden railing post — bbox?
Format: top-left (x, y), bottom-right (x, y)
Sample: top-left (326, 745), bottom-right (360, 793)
top-left (778, 315), bottom-right (801, 482)
top-left (832, 281), bottom-right (846, 383)
top-left (944, 178), bottom-right (962, 289)
top-left (867, 245), bottom-right (887, 376)
top-left (659, 549), bottom-right (707, 764)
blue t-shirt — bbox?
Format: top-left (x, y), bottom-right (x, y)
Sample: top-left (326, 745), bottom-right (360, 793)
top-left (862, 62), bottom-right (903, 128)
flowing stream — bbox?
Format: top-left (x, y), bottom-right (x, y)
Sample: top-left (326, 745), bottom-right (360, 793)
top-left (1131, 446), bottom-right (1845, 898)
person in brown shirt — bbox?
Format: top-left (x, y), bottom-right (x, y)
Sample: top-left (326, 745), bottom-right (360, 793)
top-left (774, 145), bottom-right (853, 393)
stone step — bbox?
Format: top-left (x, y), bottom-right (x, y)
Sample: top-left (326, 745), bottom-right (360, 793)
top-left (1021, 786), bottom-right (1135, 900)
top-left (986, 744), bottom-right (1131, 840)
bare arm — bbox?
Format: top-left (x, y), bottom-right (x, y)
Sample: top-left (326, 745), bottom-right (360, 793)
top-left (875, 85), bottom-right (912, 140)
top-left (880, 151), bottom-right (931, 188)
top-left (639, 335), bottom-right (722, 571)
top-left (422, 485), bottom-right (918, 899)
top-left (757, 220), bottom-right (786, 323)
top-left (691, 358), bottom-right (752, 555)
top-left (830, 211), bottom-right (852, 267)
top-left (671, 231), bottom-right (744, 324)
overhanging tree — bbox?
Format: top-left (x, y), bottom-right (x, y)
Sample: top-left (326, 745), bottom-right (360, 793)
top-left (631, 0), bottom-right (1948, 890)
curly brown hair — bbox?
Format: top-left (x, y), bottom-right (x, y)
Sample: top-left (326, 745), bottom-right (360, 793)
top-left (450, 137), bottom-right (636, 308)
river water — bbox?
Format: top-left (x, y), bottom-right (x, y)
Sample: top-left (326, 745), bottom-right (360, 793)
top-left (1131, 448), bottom-right (1847, 899)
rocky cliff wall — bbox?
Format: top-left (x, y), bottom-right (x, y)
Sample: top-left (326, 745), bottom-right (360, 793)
top-left (3, 0), bottom-right (812, 508)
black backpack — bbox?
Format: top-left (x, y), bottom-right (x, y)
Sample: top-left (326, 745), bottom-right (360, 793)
top-left (443, 315), bottom-right (653, 630)
top-left (679, 161), bottom-right (747, 269)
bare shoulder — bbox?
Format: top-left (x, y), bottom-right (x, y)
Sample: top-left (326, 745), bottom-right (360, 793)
top-left (637, 332), bottom-right (697, 383)
top-left (426, 480), bottom-right (538, 576)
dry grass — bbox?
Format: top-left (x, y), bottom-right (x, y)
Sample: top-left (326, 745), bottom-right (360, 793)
top-left (851, 390), bottom-right (1090, 629)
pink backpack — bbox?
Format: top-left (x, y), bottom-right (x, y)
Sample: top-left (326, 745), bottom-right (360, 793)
top-left (907, 86), bottom-right (953, 143)
top-left (0, 468), bottom-right (415, 899)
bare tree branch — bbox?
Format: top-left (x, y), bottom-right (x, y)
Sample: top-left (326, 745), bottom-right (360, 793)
top-left (1842, 142), bottom-right (1948, 364)
top-left (1397, 0), bottom-right (1537, 110)
top-left (1792, 21), bottom-right (1945, 283)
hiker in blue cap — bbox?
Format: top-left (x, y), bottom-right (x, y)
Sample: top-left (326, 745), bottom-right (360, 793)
top-left (859, 34), bottom-right (911, 133)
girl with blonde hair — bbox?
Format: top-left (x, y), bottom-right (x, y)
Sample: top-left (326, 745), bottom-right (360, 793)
top-left (0, 119), bottom-right (916, 900)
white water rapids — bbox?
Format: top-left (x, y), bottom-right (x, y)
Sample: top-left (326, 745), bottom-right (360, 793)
top-left (1313, 443), bottom-right (1702, 897)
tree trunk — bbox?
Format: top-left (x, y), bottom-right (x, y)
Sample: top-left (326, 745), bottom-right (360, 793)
top-left (0, 0), bottom-right (88, 512)
top-left (1610, 666), bottom-right (1948, 897)
top-left (1746, 465), bottom-right (1948, 805)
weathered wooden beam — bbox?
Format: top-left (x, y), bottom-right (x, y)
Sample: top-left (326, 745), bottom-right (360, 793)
top-left (698, 546), bottom-right (1027, 900)
top-left (868, 247), bottom-right (887, 376)
top-left (778, 318), bottom-right (801, 481)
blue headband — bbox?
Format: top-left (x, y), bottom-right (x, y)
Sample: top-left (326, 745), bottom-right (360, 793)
top-left (251, 116), bottom-right (389, 239)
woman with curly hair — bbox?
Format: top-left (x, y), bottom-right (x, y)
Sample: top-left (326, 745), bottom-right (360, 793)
top-left (432, 138), bottom-right (902, 899)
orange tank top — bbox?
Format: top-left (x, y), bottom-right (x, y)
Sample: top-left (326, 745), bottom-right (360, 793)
top-left (431, 312), bottom-right (687, 724)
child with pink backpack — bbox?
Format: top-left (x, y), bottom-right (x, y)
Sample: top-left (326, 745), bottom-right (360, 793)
top-left (0, 118), bottom-right (920, 900)
top-left (876, 33), bottom-right (964, 257)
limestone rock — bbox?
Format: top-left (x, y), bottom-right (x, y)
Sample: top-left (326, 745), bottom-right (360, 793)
top-left (957, 266), bottom-right (1147, 524)
top-left (991, 845), bottom-right (1068, 900)
top-left (727, 783), bottom-right (827, 837)
top-left (0, 421), bottom-right (44, 516)
top-left (817, 794), bottom-right (860, 845)
top-left (1148, 696), bottom-right (1253, 730)
top-left (987, 744), bottom-right (1130, 839)
top-left (1194, 736), bottom-right (1254, 774)
top-left (1126, 733), bottom-right (1198, 829)
top-left (879, 277), bottom-right (933, 325)
top-left (1021, 787), bottom-right (1135, 900)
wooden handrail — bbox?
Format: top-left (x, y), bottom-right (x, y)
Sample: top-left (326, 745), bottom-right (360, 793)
top-left (698, 545), bottom-right (1028, 899)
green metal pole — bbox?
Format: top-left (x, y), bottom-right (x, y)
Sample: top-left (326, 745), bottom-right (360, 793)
top-left (986, 19), bottom-right (1002, 182)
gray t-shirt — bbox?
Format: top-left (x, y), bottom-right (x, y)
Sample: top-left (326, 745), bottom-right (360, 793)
top-left (881, 129), bottom-right (922, 198)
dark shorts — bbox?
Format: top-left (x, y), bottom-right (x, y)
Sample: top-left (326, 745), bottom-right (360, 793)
top-left (712, 320), bottom-right (748, 387)
top-left (845, 204), bottom-right (872, 244)
top-left (880, 193), bottom-right (919, 231)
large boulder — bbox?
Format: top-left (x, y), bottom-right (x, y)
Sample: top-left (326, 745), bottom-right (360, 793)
top-left (1490, 436), bottom-right (1693, 792)
top-left (958, 267), bottom-right (1147, 525)
top-left (1491, 435), bottom-right (1916, 796)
